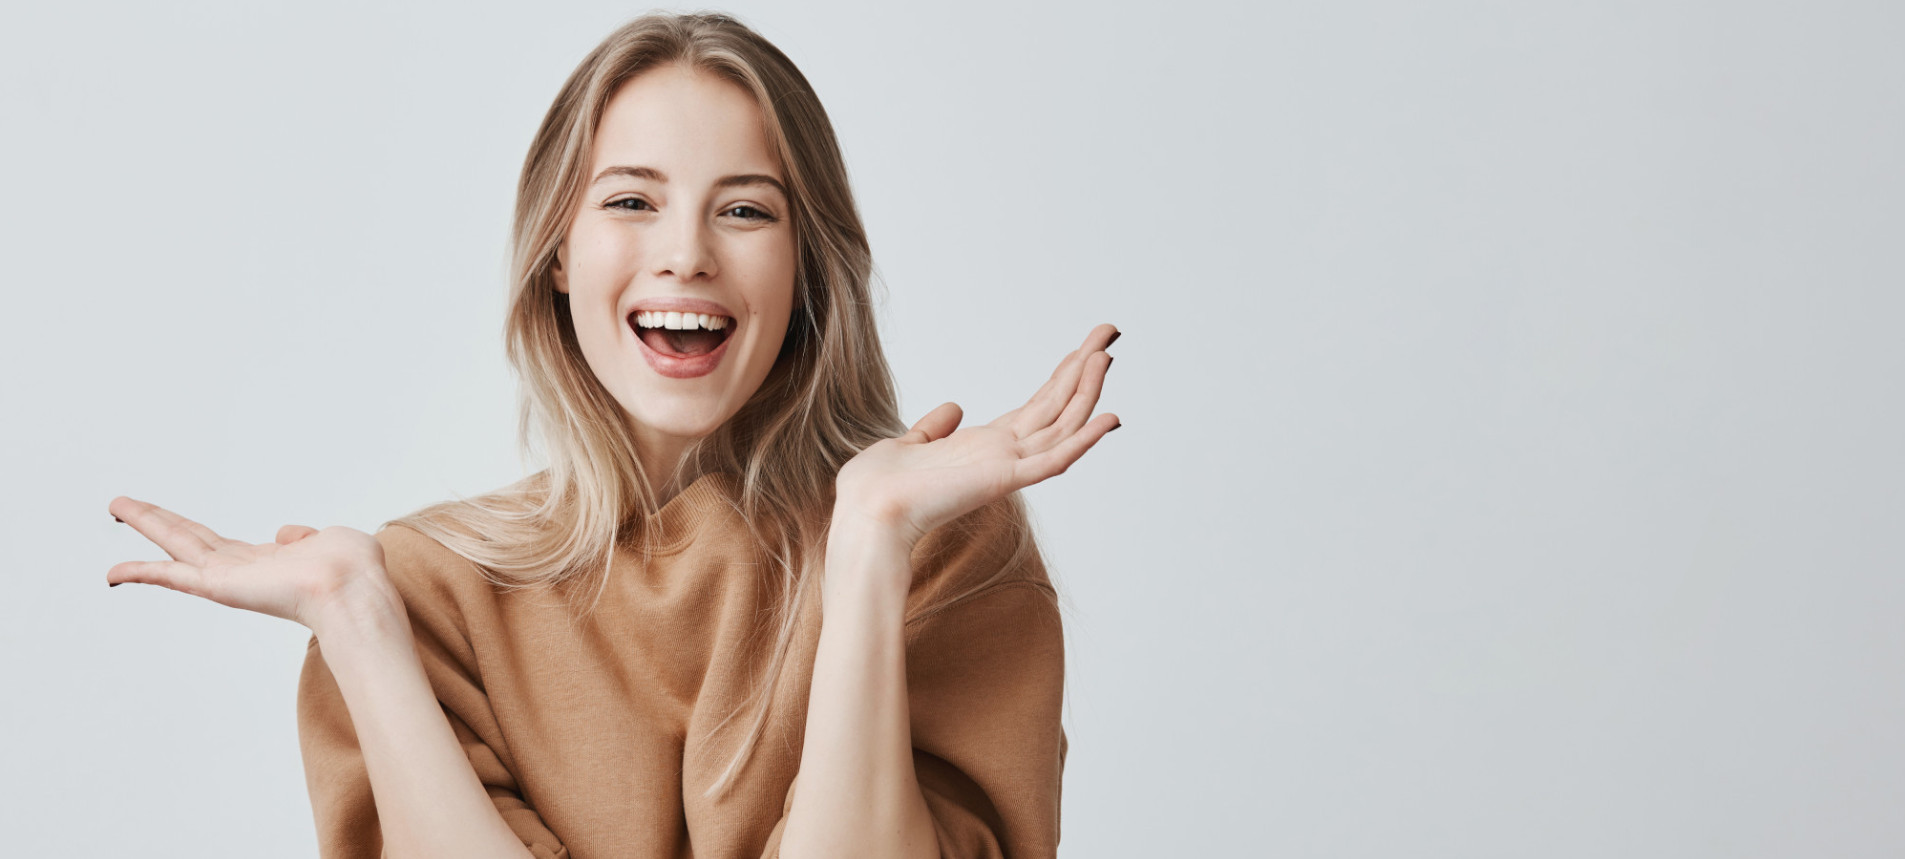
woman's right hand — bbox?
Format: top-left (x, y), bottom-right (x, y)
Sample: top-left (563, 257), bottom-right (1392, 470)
top-left (106, 496), bottom-right (397, 634)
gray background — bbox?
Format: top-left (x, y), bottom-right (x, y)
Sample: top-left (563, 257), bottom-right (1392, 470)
top-left (3, 1), bottom-right (1900, 856)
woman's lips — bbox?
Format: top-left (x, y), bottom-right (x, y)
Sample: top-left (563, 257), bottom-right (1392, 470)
top-left (630, 313), bottom-right (732, 379)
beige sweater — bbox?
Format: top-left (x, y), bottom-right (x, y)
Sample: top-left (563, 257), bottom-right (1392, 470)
top-left (296, 472), bottom-right (1066, 858)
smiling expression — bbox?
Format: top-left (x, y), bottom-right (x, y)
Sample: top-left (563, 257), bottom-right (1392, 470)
top-left (553, 63), bottom-right (797, 469)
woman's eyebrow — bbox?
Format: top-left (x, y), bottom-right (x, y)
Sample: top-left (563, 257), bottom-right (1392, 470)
top-left (715, 174), bottom-right (788, 197)
top-left (593, 165), bottom-right (667, 184)
top-left (591, 165), bottom-right (787, 197)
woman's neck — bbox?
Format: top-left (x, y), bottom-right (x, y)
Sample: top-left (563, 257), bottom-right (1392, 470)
top-left (636, 431), bottom-right (734, 512)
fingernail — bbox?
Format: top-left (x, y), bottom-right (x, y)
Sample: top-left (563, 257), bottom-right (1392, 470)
top-left (1107, 330), bottom-right (1122, 346)
top-left (1107, 355), bottom-right (1115, 368)
top-left (1108, 422), bottom-right (1123, 433)
top-left (108, 581), bottom-right (121, 588)
top-left (113, 515), bottom-right (124, 523)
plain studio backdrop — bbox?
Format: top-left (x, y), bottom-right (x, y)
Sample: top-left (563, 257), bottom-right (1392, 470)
top-left (2, 1), bottom-right (1900, 856)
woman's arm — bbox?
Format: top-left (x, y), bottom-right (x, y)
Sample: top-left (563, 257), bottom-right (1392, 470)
top-left (775, 323), bottom-right (1120, 859)
top-left (775, 521), bottom-right (939, 859)
top-left (308, 583), bottom-right (537, 859)
top-left (105, 500), bottom-right (536, 858)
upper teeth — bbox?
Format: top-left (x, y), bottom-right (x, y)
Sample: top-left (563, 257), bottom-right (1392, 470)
top-left (635, 311), bottom-right (730, 331)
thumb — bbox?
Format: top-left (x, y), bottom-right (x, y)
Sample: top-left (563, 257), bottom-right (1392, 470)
top-left (276, 524), bottom-right (320, 545)
top-left (904, 402), bottom-right (963, 443)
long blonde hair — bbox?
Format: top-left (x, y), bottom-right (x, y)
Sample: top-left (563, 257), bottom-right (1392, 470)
top-left (386, 11), bottom-right (1045, 796)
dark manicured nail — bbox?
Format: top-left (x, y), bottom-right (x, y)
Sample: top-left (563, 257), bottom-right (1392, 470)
top-left (1108, 422), bottom-right (1123, 433)
top-left (1107, 330), bottom-right (1122, 346)
top-left (1107, 355), bottom-right (1115, 368)
top-left (109, 581), bottom-right (121, 588)
top-left (113, 515), bottom-right (124, 523)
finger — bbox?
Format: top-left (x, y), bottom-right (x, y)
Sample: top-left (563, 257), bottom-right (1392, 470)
top-left (1013, 413), bottom-right (1121, 487)
top-left (902, 402), bottom-right (964, 444)
top-left (148, 504), bottom-right (241, 550)
top-left (111, 496), bottom-right (236, 551)
top-left (1082, 322), bottom-right (1120, 352)
top-left (276, 524), bottom-right (319, 545)
top-left (1020, 350), bottom-right (1112, 456)
top-left (1000, 346), bottom-right (1089, 437)
top-left (1065, 323), bottom-right (1119, 357)
top-left (106, 559), bottom-right (206, 595)
top-left (109, 496), bottom-right (222, 564)
top-left (999, 324), bottom-right (1120, 438)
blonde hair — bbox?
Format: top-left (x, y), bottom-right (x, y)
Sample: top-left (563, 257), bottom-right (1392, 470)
top-left (386, 11), bottom-right (1044, 797)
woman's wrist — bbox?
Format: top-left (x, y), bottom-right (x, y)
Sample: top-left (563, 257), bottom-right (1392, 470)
top-left (304, 570), bottom-right (410, 650)
top-left (823, 511), bottom-right (916, 613)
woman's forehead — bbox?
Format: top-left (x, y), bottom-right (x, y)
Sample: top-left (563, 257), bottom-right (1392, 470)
top-left (591, 64), bottom-right (782, 184)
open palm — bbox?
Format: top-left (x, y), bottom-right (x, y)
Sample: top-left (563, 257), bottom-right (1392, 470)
top-left (835, 323), bottom-right (1122, 546)
top-left (106, 497), bottom-right (388, 629)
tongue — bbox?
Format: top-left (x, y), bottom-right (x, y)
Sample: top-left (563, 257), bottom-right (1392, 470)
top-left (641, 327), bottom-right (725, 357)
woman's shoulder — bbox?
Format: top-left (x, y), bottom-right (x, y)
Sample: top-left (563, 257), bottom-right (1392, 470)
top-left (370, 473), bottom-right (557, 614)
top-left (370, 521), bottom-right (494, 620)
top-left (372, 520), bottom-right (468, 577)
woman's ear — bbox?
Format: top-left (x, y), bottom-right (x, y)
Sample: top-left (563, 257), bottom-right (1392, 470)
top-left (552, 243), bottom-right (570, 294)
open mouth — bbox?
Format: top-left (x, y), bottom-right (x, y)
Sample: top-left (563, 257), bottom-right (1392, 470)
top-left (630, 310), bottom-right (735, 357)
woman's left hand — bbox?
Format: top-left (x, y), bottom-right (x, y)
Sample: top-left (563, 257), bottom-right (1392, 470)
top-left (833, 323), bottom-right (1122, 548)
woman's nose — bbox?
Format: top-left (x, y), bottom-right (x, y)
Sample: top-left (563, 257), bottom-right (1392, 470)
top-left (654, 212), bottom-right (718, 282)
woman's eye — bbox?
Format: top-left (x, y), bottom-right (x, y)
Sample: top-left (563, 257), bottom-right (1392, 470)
top-left (606, 198), bottom-right (653, 212)
top-left (724, 204), bottom-right (774, 222)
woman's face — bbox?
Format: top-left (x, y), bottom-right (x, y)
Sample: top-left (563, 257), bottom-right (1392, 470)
top-left (554, 63), bottom-right (796, 473)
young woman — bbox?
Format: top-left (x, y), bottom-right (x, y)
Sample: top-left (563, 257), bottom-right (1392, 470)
top-left (106, 12), bottom-right (1118, 858)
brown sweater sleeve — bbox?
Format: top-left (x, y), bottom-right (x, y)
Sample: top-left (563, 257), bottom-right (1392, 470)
top-left (294, 526), bottom-right (570, 859)
top-left (754, 582), bottom-right (1067, 859)
top-left (903, 580), bottom-right (1068, 858)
